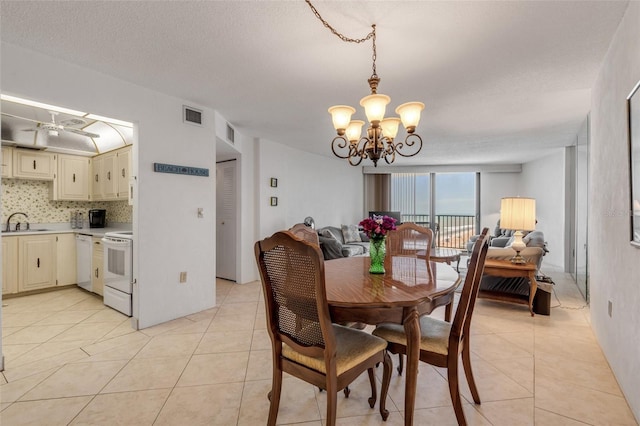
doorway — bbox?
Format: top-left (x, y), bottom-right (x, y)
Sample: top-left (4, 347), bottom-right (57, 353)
top-left (216, 160), bottom-right (237, 281)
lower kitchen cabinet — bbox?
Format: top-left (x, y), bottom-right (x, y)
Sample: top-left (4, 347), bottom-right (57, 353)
top-left (2, 236), bottom-right (18, 294)
top-left (56, 233), bottom-right (77, 286)
top-left (18, 234), bottom-right (57, 292)
top-left (92, 236), bottom-right (104, 296)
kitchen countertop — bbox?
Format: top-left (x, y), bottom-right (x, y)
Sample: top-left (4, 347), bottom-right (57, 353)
top-left (1, 223), bottom-right (132, 238)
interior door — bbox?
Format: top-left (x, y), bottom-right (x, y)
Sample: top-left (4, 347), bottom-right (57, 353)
top-left (216, 160), bottom-right (237, 281)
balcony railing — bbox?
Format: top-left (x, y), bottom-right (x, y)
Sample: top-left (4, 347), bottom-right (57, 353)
top-left (401, 214), bottom-right (476, 250)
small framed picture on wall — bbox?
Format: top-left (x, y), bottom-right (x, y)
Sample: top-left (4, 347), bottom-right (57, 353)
top-left (270, 197), bottom-right (278, 206)
top-left (270, 178), bottom-right (278, 188)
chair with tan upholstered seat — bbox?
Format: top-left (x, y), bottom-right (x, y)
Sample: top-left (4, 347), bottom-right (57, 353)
top-left (373, 228), bottom-right (490, 426)
top-left (255, 230), bottom-right (392, 426)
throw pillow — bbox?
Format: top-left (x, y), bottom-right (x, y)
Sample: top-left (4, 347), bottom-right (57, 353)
top-left (319, 228), bottom-right (340, 242)
top-left (341, 224), bottom-right (362, 243)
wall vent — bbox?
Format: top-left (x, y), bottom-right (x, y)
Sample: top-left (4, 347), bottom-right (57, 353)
top-left (183, 106), bottom-right (203, 126)
top-left (226, 123), bottom-right (235, 144)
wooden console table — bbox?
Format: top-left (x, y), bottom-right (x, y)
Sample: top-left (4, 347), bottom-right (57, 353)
top-left (480, 259), bottom-right (538, 316)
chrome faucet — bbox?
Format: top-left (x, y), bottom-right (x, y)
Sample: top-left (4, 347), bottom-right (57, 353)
top-left (5, 212), bottom-right (29, 232)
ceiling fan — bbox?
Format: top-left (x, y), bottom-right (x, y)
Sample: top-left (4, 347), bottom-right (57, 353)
top-left (22, 111), bottom-right (100, 138)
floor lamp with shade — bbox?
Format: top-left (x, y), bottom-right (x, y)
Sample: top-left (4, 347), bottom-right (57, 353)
top-left (500, 197), bottom-right (536, 264)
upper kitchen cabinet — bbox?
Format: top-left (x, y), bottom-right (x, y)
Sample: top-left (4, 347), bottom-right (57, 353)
top-left (52, 154), bottom-right (91, 201)
top-left (91, 145), bottom-right (131, 201)
top-left (117, 146), bottom-right (131, 199)
top-left (2, 146), bottom-right (13, 177)
top-left (12, 149), bottom-right (55, 180)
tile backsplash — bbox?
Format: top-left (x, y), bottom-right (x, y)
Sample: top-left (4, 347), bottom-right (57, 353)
top-left (1, 178), bottom-right (132, 224)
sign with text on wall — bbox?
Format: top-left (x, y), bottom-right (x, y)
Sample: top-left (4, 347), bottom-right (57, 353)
top-left (153, 163), bottom-right (209, 177)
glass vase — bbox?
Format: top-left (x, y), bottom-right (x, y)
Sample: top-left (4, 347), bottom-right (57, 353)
top-left (369, 237), bottom-right (386, 274)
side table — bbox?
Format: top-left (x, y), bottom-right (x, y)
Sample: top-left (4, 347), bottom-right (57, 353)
top-left (480, 259), bottom-right (538, 316)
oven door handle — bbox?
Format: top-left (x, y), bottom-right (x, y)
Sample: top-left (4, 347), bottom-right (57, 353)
top-left (101, 238), bottom-right (131, 247)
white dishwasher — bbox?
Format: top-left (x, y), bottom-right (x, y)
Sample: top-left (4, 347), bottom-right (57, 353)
top-left (76, 234), bottom-right (93, 292)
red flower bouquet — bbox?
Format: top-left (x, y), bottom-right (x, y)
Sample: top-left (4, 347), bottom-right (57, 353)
top-left (359, 215), bottom-right (398, 240)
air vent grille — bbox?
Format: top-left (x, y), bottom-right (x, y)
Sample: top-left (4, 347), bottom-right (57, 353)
top-left (183, 106), bottom-right (203, 126)
top-left (226, 123), bottom-right (235, 144)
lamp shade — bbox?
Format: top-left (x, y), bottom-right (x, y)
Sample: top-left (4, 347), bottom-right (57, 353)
top-left (345, 120), bottom-right (365, 142)
top-left (395, 102), bottom-right (425, 130)
top-left (380, 117), bottom-right (401, 139)
top-left (359, 93), bottom-right (391, 123)
top-left (500, 197), bottom-right (536, 231)
top-left (328, 105), bottom-right (356, 131)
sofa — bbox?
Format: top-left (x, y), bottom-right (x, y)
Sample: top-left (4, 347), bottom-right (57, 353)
top-left (467, 226), bottom-right (552, 315)
top-left (316, 225), bottom-right (370, 260)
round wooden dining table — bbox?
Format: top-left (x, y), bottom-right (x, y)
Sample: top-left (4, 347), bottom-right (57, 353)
top-left (324, 255), bottom-right (461, 426)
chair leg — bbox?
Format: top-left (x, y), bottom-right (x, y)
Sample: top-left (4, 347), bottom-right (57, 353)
top-left (444, 302), bottom-right (453, 322)
top-left (447, 359), bottom-right (467, 426)
top-left (379, 351), bottom-right (392, 421)
top-left (397, 353), bottom-right (404, 376)
top-left (462, 338), bottom-right (481, 404)
top-left (367, 368), bottom-right (377, 408)
top-left (267, 368), bottom-right (283, 426)
top-left (326, 378), bottom-right (338, 426)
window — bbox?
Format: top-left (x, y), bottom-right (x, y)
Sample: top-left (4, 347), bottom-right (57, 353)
top-left (391, 172), bottom-right (478, 249)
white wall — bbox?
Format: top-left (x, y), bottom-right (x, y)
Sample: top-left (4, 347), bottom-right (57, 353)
top-left (1, 43), bottom-right (217, 329)
top-left (236, 136), bottom-right (258, 284)
top-left (256, 139), bottom-right (363, 238)
top-left (520, 150), bottom-right (566, 268)
top-left (480, 171), bottom-right (521, 232)
top-left (590, 2), bottom-right (640, 420)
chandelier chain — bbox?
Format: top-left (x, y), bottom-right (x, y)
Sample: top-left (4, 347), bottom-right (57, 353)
top-left (305, 0), bottom-right (375, 44)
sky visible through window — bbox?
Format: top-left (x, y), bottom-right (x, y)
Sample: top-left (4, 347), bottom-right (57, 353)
top-left (392, 172), bottom-right (476, 216)
top-left (436, 173), bottom-right (475, 216)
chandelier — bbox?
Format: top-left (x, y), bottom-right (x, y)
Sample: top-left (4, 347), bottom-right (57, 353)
top-left (307, 1), bottom-right (425, 167)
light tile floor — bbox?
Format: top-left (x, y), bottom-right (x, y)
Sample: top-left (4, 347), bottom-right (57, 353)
top-left (0, 268), bottom-right (638, 425)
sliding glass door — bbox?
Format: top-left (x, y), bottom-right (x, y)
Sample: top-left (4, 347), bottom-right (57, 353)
top-left (391, 172), bottom-right (478, 249)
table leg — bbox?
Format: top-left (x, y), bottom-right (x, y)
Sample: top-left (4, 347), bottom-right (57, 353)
top-left (528, 271), bottom-right (538, 316)
top-left (403, 308), bottom-right (420, 426)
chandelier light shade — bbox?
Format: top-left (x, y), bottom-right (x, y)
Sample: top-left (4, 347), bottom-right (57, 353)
top-left (500, 197), bottom-right (536, 264)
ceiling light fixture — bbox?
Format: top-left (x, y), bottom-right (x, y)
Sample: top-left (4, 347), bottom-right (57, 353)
top-left (306, 1), bottom-right (425, 167)
top-left (0, 94), bottom-right (87, 117)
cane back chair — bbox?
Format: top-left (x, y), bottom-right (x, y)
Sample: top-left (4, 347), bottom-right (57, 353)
top-left (255, 231), bottom-right (392, 425)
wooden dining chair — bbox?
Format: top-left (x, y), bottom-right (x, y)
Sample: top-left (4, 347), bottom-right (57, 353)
top-left (372, 228), bottom-right (490, 426)
top-left (255, 231), bottom-right (392, 426)
top-left (385, 221), bottom-right (434, 260)
top-left (289, 222), bottom-right (320, 246)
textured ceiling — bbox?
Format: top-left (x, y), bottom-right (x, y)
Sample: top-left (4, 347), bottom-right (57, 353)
top-left (0, 1), bottom-right (629, 165)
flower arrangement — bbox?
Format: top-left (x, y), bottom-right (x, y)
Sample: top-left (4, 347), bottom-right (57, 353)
top-left (359, 215), bottom-right (397, 240)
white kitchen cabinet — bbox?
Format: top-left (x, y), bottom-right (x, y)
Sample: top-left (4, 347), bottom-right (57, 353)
top-left (91, 146), bottom-right (132, 201)
top-left (12, 149), bottom-right (55, 180)
top-left (91, 155), bottom-right (103, 200)
top-left (56, 233), bottom-right (77, 286)
top-left (116, 146), bottom-right (131, 200)
top-left (101, 151), bottom-right (118, 200)
top-left (92, 237), bottom-right (104, 296)
top-left (2, 146), bottom-right (13, 178)
top-left (53, 154), bottom-right (90, 201)
top-left (18, 234), bottom-right (57, 292)
top-left (2, 236), bottom-right (18, 294)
